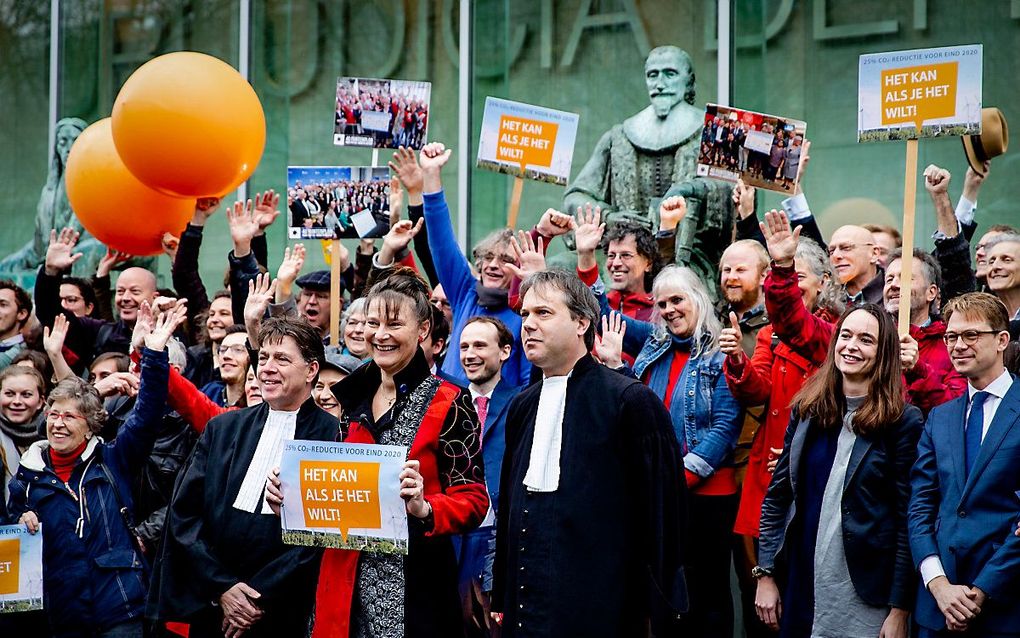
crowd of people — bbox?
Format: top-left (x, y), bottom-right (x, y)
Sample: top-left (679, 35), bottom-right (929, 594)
top-left (1, 134), bottom-right (1019, 638)
top-left (334, 81), bottom-right (429, 149)
top-left (700, 116), bottom-right (805, 191)
top-left (288, 179), bottom-right (391, 239)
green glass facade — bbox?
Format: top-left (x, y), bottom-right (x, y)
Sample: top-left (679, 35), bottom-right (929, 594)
top-left (0, 1), bottom-right (1015, 289)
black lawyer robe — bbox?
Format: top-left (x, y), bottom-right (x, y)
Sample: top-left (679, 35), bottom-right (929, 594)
top-left (492, 355), bottom-right (689, 637)
top-left (146, 398), bottom-right (339, 637)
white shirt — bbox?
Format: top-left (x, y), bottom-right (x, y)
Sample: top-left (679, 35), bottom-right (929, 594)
top-left (468, 385), bottom-right (494, 404)
top-left (0, 334), bottom-right (25, 349)
top-left (919, 369), bottom-right (1014, 587)
top-left (232, 408), bottom-right (299, 514)
top-left (523, 374), bottom-right (571, 493)
top-left (955, 195), bottom-right (977, 227)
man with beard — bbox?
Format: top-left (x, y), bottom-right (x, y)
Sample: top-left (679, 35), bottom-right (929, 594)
top-left (883, 248), bottom-right (965, 415)
top-left (719, 239), bottom-right (771, 355)
top-left (35, 228), bottom-right (158, 363)
top-left (565, 46), bottom-right (733, 288)
top-left (492, 270), bottom-right (687, 636)
top-left (455, 316), bottom-right (517, 635)
top-left (148, 316), bottom-right (337, 636)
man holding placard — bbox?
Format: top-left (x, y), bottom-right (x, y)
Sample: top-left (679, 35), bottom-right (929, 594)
top-left (149, 316), bottom-right (338, 637)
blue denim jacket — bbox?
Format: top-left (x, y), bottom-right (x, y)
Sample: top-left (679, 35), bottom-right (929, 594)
top-left (594, 279), bottom-right (743, 478)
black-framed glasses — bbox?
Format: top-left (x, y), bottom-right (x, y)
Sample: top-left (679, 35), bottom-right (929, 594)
top-left (942, 330), bottom-right (1000, 346)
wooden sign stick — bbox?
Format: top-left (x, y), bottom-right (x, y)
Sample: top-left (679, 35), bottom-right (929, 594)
top-left (507, 176), bottom-right (524, 228)
top-left (897, 138), bottom-right (919, 337)
top-left (329, 239), bottom-right (341, 346)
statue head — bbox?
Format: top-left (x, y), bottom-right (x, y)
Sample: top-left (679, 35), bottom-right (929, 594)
top-left (644, 46), bottom-right (695, 118)
top-left (54, 117), bottom-right (87, 170)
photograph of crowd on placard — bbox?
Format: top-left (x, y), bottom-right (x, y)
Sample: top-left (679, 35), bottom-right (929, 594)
top-left (287, 166), bottom-right (391, 240)
top-left (696, 103), bottom-right (807, 194)
top-left (333, 77), bottom-right (431, 149)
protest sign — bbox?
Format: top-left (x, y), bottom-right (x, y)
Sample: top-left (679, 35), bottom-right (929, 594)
top-left (280, 440), bottom-right (409, 554)
top-left (858, 44), bottom-right (982, 142)
top-left (477, 97), bottom-right (578, 186)
top-left (0, 524), bottom-right (43, 614)
top-left (857, 44), bottom-right (983, 335)
top-left (696, 103), bottom-right (807, 195)
top-left (286, 166), bottom-right (391, 241)
top-left (333, 77), bottom-right (431, 149)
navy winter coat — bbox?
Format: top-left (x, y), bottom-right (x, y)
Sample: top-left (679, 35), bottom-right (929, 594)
top-left (6, 347), bottom-right (169, 637)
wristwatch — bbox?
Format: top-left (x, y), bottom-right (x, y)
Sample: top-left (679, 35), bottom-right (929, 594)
top-left (751, 565), bottom-right (773, 579)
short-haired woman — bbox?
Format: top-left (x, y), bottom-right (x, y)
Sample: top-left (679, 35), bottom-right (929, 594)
top-left (755, 304), bottom-right (922, 638)
top-left (5, 304), bottom-right (183, 637)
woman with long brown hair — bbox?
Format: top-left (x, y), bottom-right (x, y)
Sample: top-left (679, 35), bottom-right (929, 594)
top-left (754, 303), bottom-right (923, 638)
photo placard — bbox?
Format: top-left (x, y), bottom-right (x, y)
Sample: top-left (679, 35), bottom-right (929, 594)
top-left (287, 166), bottom-right (391, 240)
top-left (333, 77), bottom-right (431, 149)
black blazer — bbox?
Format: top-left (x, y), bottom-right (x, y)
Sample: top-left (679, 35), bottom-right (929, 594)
top-left (758, 404), bottom-right (924, 610)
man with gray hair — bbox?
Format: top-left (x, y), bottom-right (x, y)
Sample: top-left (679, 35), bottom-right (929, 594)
top-left (883, 248), bottom-right (966, 415)
top-left (985, 233), bottom-right (1020, 327)
top-left (491, 270), bottom-right (688, 636)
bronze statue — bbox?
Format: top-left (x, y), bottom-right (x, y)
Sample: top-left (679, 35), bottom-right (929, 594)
top-left (563, 45), bottom-right (733, 296)
top-left (0, 117), bottom-right (153, 287)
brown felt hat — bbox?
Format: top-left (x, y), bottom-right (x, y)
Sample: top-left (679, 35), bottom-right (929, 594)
top-left (962, 108), bottom-right (1008, 176)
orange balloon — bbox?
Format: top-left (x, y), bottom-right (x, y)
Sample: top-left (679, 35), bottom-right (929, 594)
top-left (111, 51), bottom-right (266, 198)
top-left (65, 119), bottom-right (196, 256)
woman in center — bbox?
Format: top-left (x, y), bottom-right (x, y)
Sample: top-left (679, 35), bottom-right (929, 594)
top-left (313, 268), bottom-right (488, 637)
top-left (755, 304), bottom-right (922, 638)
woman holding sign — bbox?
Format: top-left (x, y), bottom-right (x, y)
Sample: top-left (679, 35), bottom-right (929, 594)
top-left (754, 304), bottom-right (921, 638)
top-left (270, 268), bottom-right (487, 638)
top-left (4, 301), bottom-right (183, 637)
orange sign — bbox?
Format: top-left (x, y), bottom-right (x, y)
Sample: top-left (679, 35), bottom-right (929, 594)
top-left (496, 115), bottom-right (559, 171)
top-left (880, 62), bottom-right (958, 131)
top-left (0, 538), bottom-right (19, 595)
top-left (298, 460), bottom-right (381, 541)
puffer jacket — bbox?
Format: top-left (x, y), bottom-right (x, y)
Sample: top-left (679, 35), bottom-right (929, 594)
top-left (5, 347), bottom-right (169, 637)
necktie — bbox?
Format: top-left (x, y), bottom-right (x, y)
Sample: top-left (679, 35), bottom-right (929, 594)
top-left (474, 396), bottom-right (489, 434)
top-left (965, 391), bottom-right (990, 476)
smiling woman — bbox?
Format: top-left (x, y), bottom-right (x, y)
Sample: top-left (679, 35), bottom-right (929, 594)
top-left (302, 267), bottom-right (487, 636)
top-left (756, 304), bottom-right (921, 638)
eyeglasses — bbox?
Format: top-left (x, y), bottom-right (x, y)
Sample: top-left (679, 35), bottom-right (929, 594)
top-left (942, 330), bottom-right (1000, 346)
top-left (46, 410), bottom-right (86, 425)
top-left (606, 252), bottom-right (638, 263)
top-left (827, 242), bottom-right (873, 256)
top-left (478, 252), bottom-right (516, 265)
top-left (217, 344), bottom-right (248, 356)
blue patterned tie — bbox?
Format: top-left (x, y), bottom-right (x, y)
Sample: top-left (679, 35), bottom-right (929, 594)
top-left (965, 391), bottom-right (990, 476)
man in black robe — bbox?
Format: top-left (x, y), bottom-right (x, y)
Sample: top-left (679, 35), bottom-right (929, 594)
top-left (491, 270), bottom-right (689, 636)
top-left (148, 317), bottom-right (338, 637)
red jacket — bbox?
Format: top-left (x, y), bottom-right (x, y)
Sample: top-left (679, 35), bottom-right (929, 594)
top-left (904, 320), bottom-right (967, 414)
top-left (312, 377), bottom-right (488, 638)
top-left (726, 323), bottom-right (827, 537)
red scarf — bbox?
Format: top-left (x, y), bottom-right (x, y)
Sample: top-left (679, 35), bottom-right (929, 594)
top-left (51, 440), bottom-right (88, 483)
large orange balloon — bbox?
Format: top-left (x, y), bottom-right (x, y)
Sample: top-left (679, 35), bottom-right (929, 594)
top-left (66, 119), bottom-right (196, 256)
top-left (111, 51), bottom-right (266, 198)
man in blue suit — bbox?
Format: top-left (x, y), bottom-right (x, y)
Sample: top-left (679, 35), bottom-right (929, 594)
top-left (453, 316), bottom-right (517, 636)
top-left (909, 292), bottom-right (1020, 636)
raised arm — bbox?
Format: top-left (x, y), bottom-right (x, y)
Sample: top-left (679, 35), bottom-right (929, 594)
top-left (389, 151), bottom-right (440, 287)
top-left (107, 300), bottom-right (186, 475)
top-left (418, 143), bottom-right (476, 306)
top-left (172, 198), bottom-right (220, 328)
top-left (761, 210), bottom-right (833, 365)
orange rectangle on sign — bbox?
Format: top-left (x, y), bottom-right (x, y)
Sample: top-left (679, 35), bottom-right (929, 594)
top-left (880, 61), bottom-right (958, 131)
top-left (0, 538), bottom-right (20, 594)
top-left (298, 460), bottom-right (380, 541)
top-left (496, 115), bottom-right (559, 170)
